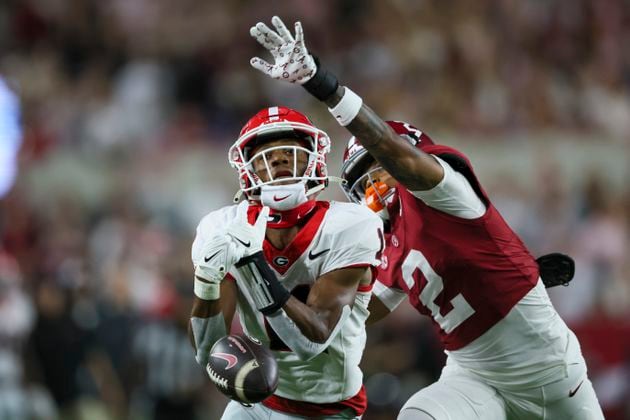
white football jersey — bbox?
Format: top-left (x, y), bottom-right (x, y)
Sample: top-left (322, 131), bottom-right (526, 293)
top-left (192, 200), bottom-right (383, 404)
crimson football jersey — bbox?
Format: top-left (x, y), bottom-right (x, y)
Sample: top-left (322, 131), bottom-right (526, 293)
top-left (376, 145), bottom-right (539, 350)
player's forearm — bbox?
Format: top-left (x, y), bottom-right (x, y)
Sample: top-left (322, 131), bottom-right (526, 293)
top-left (324, 86), bottom-right (395, 155)
top-left (248, 18), bottom-right (442, 190)
top-left (190, 295), bottom-right (222, 318)
top-left (324, 85), bottom-right (442, 190)
top-left (282, 296), bottom-right (341, 343)
top-left (188, 295), bottom-right (229, 365)
top-left (266, 302), bottom-right (352, 361)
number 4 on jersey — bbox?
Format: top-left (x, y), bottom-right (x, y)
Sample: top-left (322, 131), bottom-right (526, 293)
top-left (402, 250), bottom-right (475, 333)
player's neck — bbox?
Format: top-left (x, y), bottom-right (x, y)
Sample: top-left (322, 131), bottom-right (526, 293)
top-left (265, 225), bottom-right (300, 249)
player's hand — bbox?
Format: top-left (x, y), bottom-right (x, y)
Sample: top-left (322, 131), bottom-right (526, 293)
top-left (249, 16), bottom-right (317, 85)
top-left (195, 234), bottom-right (244, 284)
top-left (227, 205), bottom-right (269, 259)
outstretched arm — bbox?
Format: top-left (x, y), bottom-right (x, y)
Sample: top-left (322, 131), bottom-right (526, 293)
top-left (325, 87), bottom-right (443, 191)
top-left (249, 16), bottom-right (443, 191)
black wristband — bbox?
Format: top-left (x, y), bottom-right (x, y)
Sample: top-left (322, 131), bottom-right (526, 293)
top-left (302, 55), bottom-right (339, 101)
top-left (236, 251), bottom-right (291, 315)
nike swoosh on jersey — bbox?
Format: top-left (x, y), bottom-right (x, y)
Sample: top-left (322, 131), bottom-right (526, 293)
top-left (204, 250), bottom-right (221, 263)
top-left (569, 380), bottom-right (584, 398)
top-left (234, 237), bottom-right (251, 247)
top-left (308, 248), bottom-right (330, 260)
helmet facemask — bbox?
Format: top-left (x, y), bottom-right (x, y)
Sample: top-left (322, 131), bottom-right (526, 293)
top-left (348, 166), bottom-right (396, 220)
top-left (229, 116), bottom-right (331, 207)
top-left (341, 143), bottom-right (395, 220)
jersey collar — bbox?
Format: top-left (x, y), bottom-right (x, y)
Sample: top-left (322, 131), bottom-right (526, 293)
top-left (247, 201), bottom-right (330, 274)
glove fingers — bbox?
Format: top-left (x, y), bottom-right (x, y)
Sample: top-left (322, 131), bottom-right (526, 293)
top-left (254, 206), bottom-right (270, 233)
top-left (250, 29), bottom-right (278, 52)
top-left (227, 205), bottom-right (246, 239)
top-left (250, 57), bottom-right (273, 75)
top-left (249, 26), bottom-right (272, 50)
top-left (196, 235), bottom-right (236, 282)
top-left (271, 16), bottom-right (294, 43)
top-left (294, 21), bottom-right (305, 45)
top-left (235, 202), bottom-right (249, 223)
top-left (229, 240), bottom-right (245, 262)
top-left (252, 22), bottom-right (284, 49)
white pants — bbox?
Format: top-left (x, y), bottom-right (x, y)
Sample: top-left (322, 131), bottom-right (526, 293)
top-left (398, 282), bottom-right (604, 420)
top-left (221, 400), bottom-right (362, 419)
top-left (399, 347), bottom-right (602, 419)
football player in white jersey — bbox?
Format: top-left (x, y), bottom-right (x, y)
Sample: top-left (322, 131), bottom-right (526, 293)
top-left (248, 16), bottom-right (604, 420)
top-left (189, 106), bottom-right (383, 419)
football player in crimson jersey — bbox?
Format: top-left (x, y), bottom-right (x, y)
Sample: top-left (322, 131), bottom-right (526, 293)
top-left (249, 16), bottom-right (604, 420)
top-left (189, 106), bottom-right (384, 419)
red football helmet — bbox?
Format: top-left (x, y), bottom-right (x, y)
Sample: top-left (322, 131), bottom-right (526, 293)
top-left (340, 120), bottom-right (434, 209)
top-left (229, 106), bottom-right (331, 201)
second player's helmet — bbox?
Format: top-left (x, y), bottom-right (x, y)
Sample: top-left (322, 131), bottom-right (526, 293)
top-left (341, 120), bottom-right (434, 212)
top-left (229, 106), bottom-right (331, 202)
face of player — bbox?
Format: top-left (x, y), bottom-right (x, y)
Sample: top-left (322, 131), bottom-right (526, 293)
top-left (363, 161), bottom-right (396, 190)
top-left (251, 138), bottom-right (309, 185)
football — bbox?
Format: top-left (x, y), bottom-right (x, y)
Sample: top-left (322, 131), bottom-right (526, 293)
top-left (206, 334), bottom-right (278, 404)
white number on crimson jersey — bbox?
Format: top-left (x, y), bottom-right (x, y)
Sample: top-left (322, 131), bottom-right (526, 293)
top-left (402, 250), bottom-right (475, 333)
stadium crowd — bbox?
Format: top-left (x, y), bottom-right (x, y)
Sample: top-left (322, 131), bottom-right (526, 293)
top-left (0, 0), bottom-right (628, 419)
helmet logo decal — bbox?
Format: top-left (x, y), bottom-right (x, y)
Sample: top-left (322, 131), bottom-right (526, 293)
top-left (343, 137), bottom-right (363, 161)
top-left (304, 160), bottom-right (316, 176)
top-left (400, 122), bottom-right (422, 142)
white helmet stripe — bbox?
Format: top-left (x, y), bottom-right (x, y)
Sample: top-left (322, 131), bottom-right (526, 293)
top-left (268, 106), bottom-right (279, 121)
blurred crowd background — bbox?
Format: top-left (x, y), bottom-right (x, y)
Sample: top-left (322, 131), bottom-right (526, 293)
top-left (0, 0), bottom-right (629, 419)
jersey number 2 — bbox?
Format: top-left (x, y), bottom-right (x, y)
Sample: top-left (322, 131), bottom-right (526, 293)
top-left (402, 250), bottom-right (475, 333)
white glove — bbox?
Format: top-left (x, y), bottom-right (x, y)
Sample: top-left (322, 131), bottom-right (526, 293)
top-left (249, 16), bottom-right (317, 85)
top-left (195, 234), bottom-right (244, 284)
top-left (227, 205), bottom-right (270, 258)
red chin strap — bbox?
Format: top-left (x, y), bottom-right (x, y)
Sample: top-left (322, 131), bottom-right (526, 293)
top-left (247, 200), bottom-right (318, 228)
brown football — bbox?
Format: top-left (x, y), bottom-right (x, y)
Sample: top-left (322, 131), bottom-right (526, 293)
top-left (206, 334), bottom-right (278, 404)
